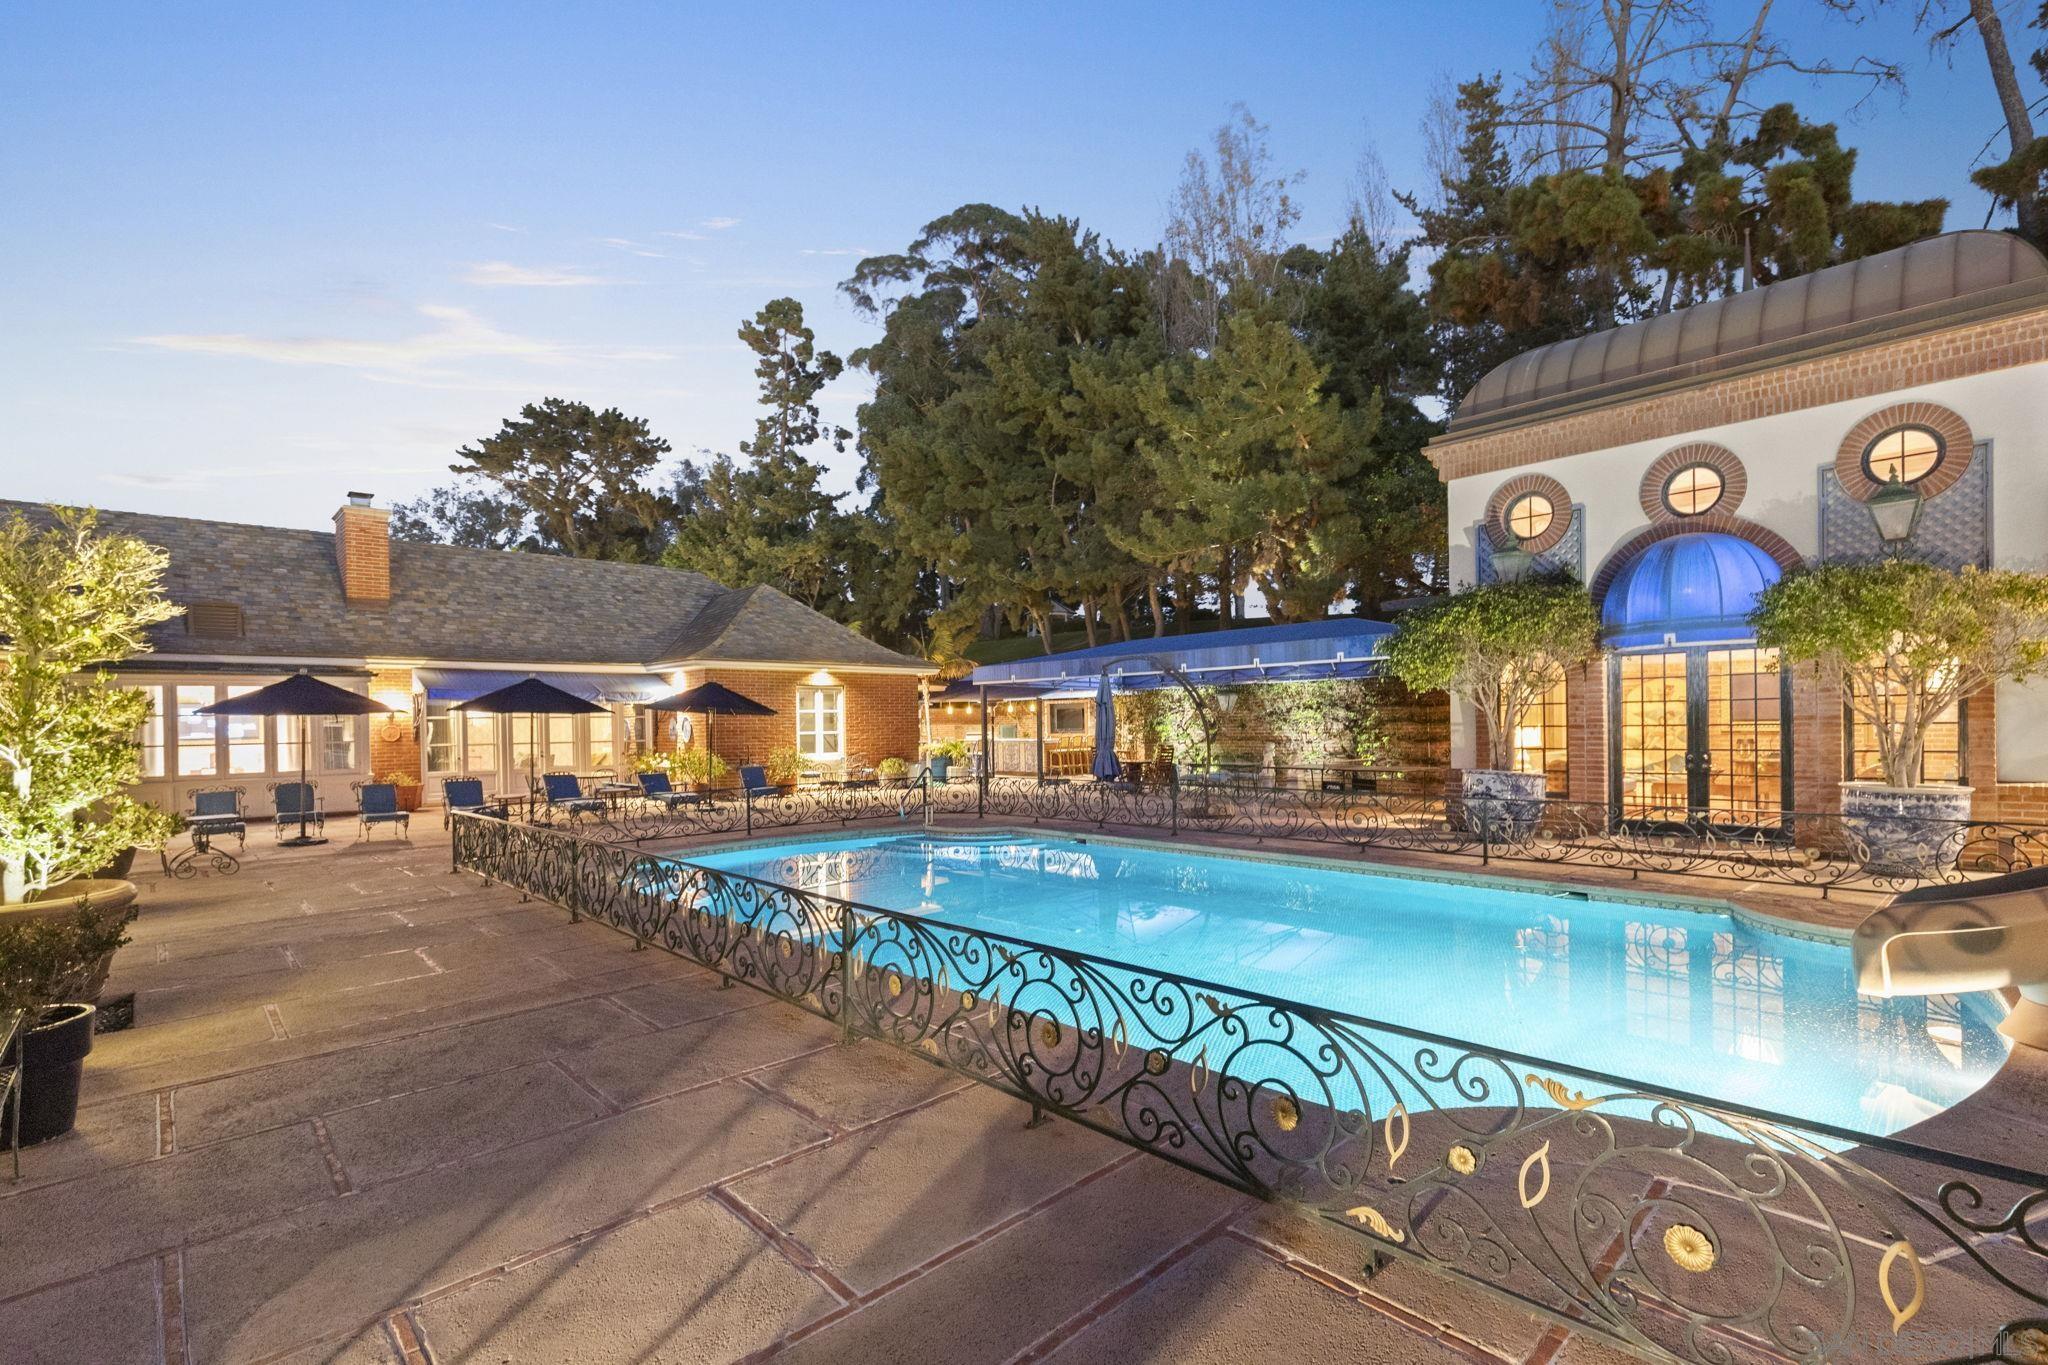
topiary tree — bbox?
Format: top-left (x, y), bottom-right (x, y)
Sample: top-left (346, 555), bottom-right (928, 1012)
top-left (0, 507), bottom-right (182, 903)
top-left (1752, 562), bottom-right (2048, 788)
top-left (1379, 577), bottom-right (1599, 773)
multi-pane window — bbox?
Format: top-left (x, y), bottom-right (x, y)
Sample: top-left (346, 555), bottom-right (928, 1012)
top-left (423, 701), bottom-right (457, 774)
top-left (1048, 701), bottom-right (1087, 735)
top-left (796, 687), bottom-right (844, 761)
top-left (588, 710), bottom-right (615, 770)
top-left (1848, 686), bottom-right (1962, 784)
top-left (1863, 426), bottom-right (1943, 485)
top-left (1662, 464), bottom-right (1724, 516)
top-left (546, 714), bottom-right (577, 772)
top-left (176, 685), bottom-right (219, 777)
top-left (1505, 493), bottom-right (1553, 541)
top-left (319, 714), bottom-right (358, 771)
top-left (224, 685), bottom-right (267, 774)
top-left (1510, 676), bottom-right (1568, 796)
top-left (463, 711), bottom-right (498, 775)
top-left (135, 689), bottom-right (165, 778)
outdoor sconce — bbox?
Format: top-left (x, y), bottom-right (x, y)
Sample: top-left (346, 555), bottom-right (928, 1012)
top-left (1867, 472), bottom-right (1924, 544)
top-left (1490, 532), bottom-right (1533, 582)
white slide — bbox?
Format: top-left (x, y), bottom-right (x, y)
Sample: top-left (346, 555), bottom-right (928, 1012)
top-left (1853, 864), bottom-right (2048, 1049)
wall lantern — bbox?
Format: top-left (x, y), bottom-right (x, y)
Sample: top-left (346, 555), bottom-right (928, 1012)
top-left (1866, 472), bottom-right (1924, 544)
top-left (1491, 532), bottom-right (1534, 582)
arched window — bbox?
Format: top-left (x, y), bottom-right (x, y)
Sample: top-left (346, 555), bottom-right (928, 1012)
top-left (1662, 464), bottom-right (1725, 516)
top-left (1505, 493), bottom-right (1554, 541)
top-left (1862, 426), bottom-right (1944, 486)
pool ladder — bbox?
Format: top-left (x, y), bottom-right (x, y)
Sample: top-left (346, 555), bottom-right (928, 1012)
top-left (899, 769), bottom-right (935, 828)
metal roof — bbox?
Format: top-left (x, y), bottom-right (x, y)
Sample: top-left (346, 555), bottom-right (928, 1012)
top-left (968, 619), bottom-right (1394, 692)
top-left (1451, 231), bottom-right (2048, 433)
top-left (1600, 532), bottom-right (1782, 650)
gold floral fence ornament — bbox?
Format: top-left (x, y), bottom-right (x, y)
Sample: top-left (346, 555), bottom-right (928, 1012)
top-left (1447, 1144), bottom-right (1478, 1176)
top-left (1663, 1223), bottom-right (1717, 1274)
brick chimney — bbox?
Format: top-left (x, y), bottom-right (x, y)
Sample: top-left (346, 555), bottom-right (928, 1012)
top-left (333, 491), bottom-right (392, 605)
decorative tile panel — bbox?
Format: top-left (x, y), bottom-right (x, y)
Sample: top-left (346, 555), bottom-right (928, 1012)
top-left (1478, 504), bottom-right (1586, 584)
top-left (1818, 444), bottom-right (1990, 568)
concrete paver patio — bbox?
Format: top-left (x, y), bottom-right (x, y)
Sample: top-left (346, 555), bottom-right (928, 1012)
top-left (0, 824), bottom-right (1607, 1365)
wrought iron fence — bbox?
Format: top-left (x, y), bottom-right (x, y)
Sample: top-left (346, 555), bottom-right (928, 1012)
top-left (451, 811), bottom-right (2048, 1364)
top-left (510, 773), bottom-right (2048, 897)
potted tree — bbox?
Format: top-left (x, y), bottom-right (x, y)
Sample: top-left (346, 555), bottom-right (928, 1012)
top-left (924, 739), bottom-right (967, 784)
top-left (876, 757), bottom-right (911, 788)
top-left (1380, 576), bottom-right (1598, 839)
top-left (671, 748), bottom-right (728, 793)
top-left (384, 771), bottom-right (423, 813)
top-left (1752, 561), bottom-right (2048, 872)
top-left (765, 747), bottom-right (803, 793)
top-left (0, 893), bottom-right (135, 1144)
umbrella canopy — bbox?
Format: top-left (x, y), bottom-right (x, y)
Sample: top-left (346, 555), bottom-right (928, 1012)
top-left (1091, 672), bottom-right (1121, 781)
top-left (450, 676), bottom-right (606, 716)
top-left (197, 672), bottom-right (390, 717)
top-left (643, 681), bottom-right (776, 716)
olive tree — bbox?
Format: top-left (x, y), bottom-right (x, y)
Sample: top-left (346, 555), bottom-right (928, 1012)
top-left (0, 507), bottom-right (181, 903)
top-left (1752, 561), bottom-right (2048, 788)
top-left (1379, 577), bottom-right (1599, 772)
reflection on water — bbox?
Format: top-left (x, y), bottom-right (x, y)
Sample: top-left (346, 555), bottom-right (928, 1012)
top-left (696, 833), bottom-right (2010, 1137)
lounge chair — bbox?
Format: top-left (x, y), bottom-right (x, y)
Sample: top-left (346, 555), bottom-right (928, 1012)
top-left (636, 770), bottom-right (707, 809)
top-left (187, 788), bottom-right (248, 850)
top-left (355, 782), bottom-right (410, 840)
top-left (739, 765), bottom-right (780, 799)
top-left (441, 778), bottom-right (506, 826)
top-left (540, 772), bottom-right (605, 821)
top-left (270, 781), bottom-right (324, 842)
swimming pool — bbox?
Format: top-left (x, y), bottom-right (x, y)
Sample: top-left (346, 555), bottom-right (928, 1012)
top-left (687, 830), bottom-right (2009, 1138)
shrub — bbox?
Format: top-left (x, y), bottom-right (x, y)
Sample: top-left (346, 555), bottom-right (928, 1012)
top-left (0, 894), bottom-right (136, 1017)
top-left (765, 747), bottom-right (803, 786)
top-left (877, 757), bottom-right (910, 780)
top-left (672, 749), bottom-right (729, 788)
top-left (927, 739), bottom-right (969, 763)
top-left (381, 771), bottom-right (419, 788)
top-left (1752, 561), bottom-right (2048, 787)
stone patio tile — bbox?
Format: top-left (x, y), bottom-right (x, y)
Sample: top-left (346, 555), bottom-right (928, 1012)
top-left (772, 1156), bottom-right (1244, 1363)
top-left (173, 996), bottom-right (646, 1147)
top-left (82, 1006), bottom-right (292, 1104)
top-left (747, 1036), bottom-right (973, 1130)
top-left (1232, 1204), bottom-right (1551, 1360)
top-left (134, 947), bottom-right (452, 1025)
top-left (265, 1321), bottom-right (406, 1365)
top-left (559, 1001), bottom-right (841, 1108)
top-left (322, 1060), bottom-right (613, 1186)
top-left (181, 1080), bottom-right (826, 1363)
top-left (534, 934), bottom-right (702, 981)
top-left (1043, 1236), bottom-right (1475, 1365)
top-left (414, 1195), bottom-right (840, 1363)
top-left (605, 970), bottom-right (779, 1028)
top-left (730, 1085), bottom-right (1129, 1295)
top-left (273, 955), bottom-right (558, 1036)
top-left (0, 1259), bottom-right (161, 1365)
top-left (0, 1122), bottom-right (337, 1300)
top-left (105, 941), bottom-right (292, 996)
top-left (2, 1090), bottom-right (160, 1192)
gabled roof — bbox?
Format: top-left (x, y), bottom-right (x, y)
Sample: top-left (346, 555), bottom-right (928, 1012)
top-left (1448, 231), bottom-right (2048, 436)
top-left (0, 500), bottom-right (928, 672)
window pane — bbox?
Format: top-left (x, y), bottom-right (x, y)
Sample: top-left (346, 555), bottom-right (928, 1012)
top-left (547, 714), bottom-right (577, 771)
top-left (176, 685), bottom-right (218, 776)
top-left (464, 712), bottom-right (498, 773)
top-left (135, 688), bottom-right (165, 778)
top-left (796, 687), bottom-right (844, 760)
top-left (1510, 676), bottom-right (1568, 796)
top-left (225, 684), bottom-right (267, 774)
top-left (321, 715), bottom-right (358, 770)
top-left (1849, 681), bottom-right (1961, 784)
top-left (1666, 464), bottom-right (1723, 516)
top-left (588, 712), bottom-right (613, 770)
top-left (1506, 494), bottom-right (1552, 540)
top-left (424, 703), bottom-right (456, 774)
top-left (1867, 427), bottom-right (1942, 484)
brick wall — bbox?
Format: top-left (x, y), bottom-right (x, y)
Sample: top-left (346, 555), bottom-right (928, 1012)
top-left (1427, 308), bottom-right (2048, 481)
top-left (661, 668), bottom-right (923, 772)
top-left (332, 503), bottom-right (392, 604)
top-left (366, 666), bottom-right (419, 785)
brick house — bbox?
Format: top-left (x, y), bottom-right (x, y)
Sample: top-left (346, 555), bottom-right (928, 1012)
top-left (1426, 229), bottom-right (2048, 823)
top-left (3, 493), bottom-right (932, 818)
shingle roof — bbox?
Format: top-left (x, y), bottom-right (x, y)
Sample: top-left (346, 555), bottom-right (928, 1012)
top-left (1449, 230), bottom-right (2048, 434)
top-left (0, 500), bottom-right (928, 671)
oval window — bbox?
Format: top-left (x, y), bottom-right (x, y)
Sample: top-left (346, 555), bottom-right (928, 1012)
top-left (1662, 463), bottom-right (1724, 516)
top-left (1505, 493), bottom-right (1554, 541)
top-left (1863, 426), bottom-right (1944, 486)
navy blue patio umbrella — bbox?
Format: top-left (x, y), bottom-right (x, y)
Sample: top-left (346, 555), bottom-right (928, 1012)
top-left (199, 672), bottom-right (392, 846)
top-left (1091, 671), bottom-right (1122, 781)
top-left (643, 681), bottom-right (777, 776)
top-left (451, 677), bottom-right (606, 790)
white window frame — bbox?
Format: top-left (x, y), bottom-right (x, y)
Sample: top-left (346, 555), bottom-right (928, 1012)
top-left (796, 686), bottom-right (845, 762)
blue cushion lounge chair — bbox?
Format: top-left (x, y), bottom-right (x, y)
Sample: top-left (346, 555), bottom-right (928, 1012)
top-left (187, 788), bottom-right (248, 850)
top-left (269, 782), bottom-right (324, 843)
top-left (355, 782), bottom-right (410, 840)
top-left (541, 772), bottom-right (605, 821)
top-left (739, 765), bottom-right (779, 799)
top-left (636, 770), bottom-right (707, 809)
top-left (441, 778), bottom-right (506, 826)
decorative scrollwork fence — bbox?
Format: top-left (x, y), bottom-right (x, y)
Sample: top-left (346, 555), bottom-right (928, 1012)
top-left (536, 774), bottom-right (2048, 897)
top-left (452, 811), bottom-right (2048, 1365)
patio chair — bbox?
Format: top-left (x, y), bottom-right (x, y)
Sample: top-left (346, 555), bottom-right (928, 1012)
top-left (269, 782), bottom-right (324, 842)
top-left (635, 770), bottom-right (707, 809)
top-left (354, 782), bottom-right (410, 840)
top-left (739, 765), bottom-right (780, 799)
top-left (540, 772), bottom-right (605, 821)
top-left (441, 778), bottom-right (507, 827)
top-left (187, 787), bottom-right (248, 850)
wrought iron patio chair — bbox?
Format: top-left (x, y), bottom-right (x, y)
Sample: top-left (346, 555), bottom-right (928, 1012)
top-left (353, 781), bottom-right (410, 840)
top-left (269, 782), bottom-right (325, 842)
top-left (739, 765), bottom-right (780, 800)
top-left (635, 770), bottom-right (707, 809)
top-left (540, 772), bottom-right (605, 822)
top-left (186, 787), bottom-right (248, 849)
top-left (441, 778), bottom-right (506, 826)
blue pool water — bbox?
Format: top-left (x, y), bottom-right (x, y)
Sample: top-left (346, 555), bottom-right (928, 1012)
top-left (688, 831), bottom-right (2010, 1138)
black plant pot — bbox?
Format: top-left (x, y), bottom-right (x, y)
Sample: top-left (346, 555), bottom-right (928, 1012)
top-left (8, 1004), bottom-right (96, 1146)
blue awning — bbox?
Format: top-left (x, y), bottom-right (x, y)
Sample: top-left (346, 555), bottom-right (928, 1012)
top-left (415, 668), bottom-right (672, 705)
top-left (967, 619), bottom-right (1392, 693)
top-left (1601, 532), bottom-right (1782, 650)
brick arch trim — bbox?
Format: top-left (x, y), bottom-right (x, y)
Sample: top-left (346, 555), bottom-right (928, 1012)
top-left (1483, 473), bottom-right (1573, 554)
top-left (1587, 515), bottom-right (1804, 605)
top-left (1639, 442), bottom-right (1747, 522)
top-left (1834, 401), bottom-right (1974, 501)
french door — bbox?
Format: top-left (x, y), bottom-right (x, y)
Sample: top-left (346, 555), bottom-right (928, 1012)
top-left (1611, 647), bottom-right (1790, 826)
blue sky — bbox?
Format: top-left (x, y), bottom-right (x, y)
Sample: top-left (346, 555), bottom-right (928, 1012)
top-left (1, 0), bottom-right (2029, 530)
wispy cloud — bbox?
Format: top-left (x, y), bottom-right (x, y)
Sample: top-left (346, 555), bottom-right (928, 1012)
top-left (656, 228), bottom-right (706, 241)
top-left (800, 247), bottom-right (869, 257)
top-left (135, 305), bottom-right (562, 373)
top-left (599, 236), bottom-right (667, 258)
top-left (486, 222), bottom-right (527, 234)
top-left (461, 260), bottom-right (615, 288)
top-left (700, 216), bottom-right (740, 230)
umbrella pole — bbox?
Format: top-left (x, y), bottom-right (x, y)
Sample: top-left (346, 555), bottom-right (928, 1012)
top-left (282, 712), bottom-right (328, 847)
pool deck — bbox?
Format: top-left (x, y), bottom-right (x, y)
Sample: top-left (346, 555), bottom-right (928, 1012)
top-left (2, 815), bottom-right (2036, 1364)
